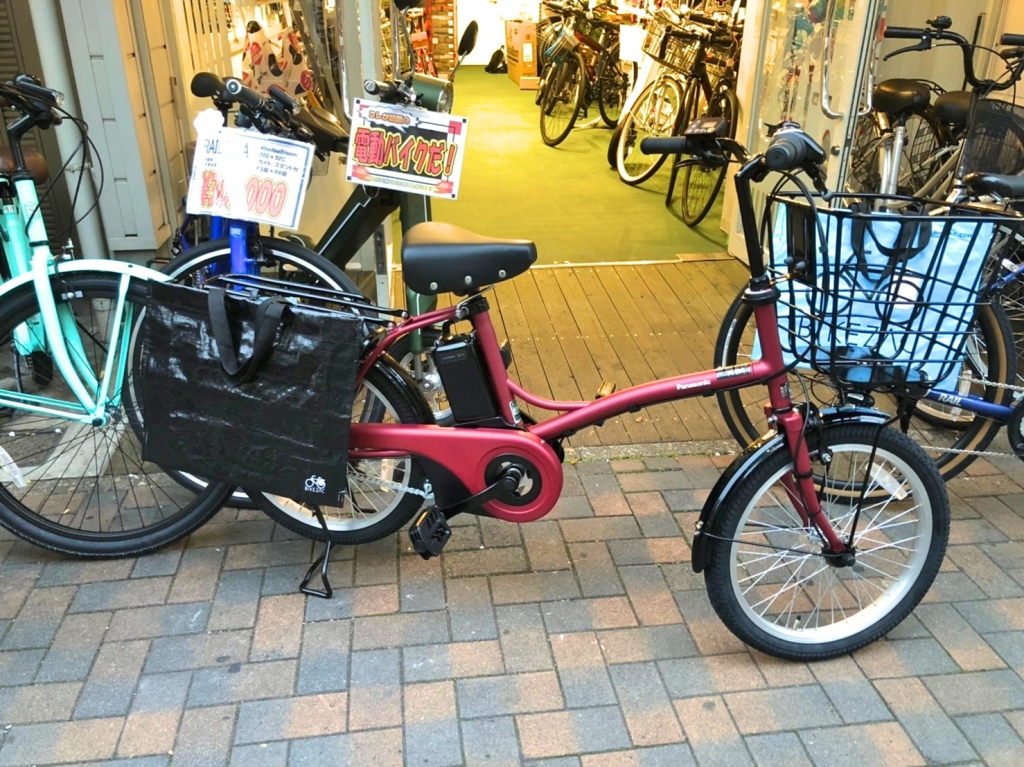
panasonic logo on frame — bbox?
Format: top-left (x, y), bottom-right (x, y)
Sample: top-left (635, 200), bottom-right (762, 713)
top-left (676, 379), bottom-right (712, 392)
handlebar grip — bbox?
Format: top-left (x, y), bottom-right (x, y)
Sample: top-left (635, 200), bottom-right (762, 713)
top-left (364, 79), bottom-right (400, 101)
top-left (1002, 33), bottom-right (1024, 46)
top-left (764, 133), bottom-right (806, 171)
top-left (192, 72), bottom-right (226, 99)
top-left (640, 137), bottom-right (691, 156)
top-left (224, 77), bottom-right (264, 110)
top-left (267, 84), bottom-right (299, 114)
top-left (688, 12), bottom-right (722, 26)
top-left (884, 26), bottom-right (926, 39)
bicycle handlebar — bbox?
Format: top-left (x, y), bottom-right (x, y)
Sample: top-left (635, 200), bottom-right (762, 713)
top-left (882, 26), bottom-right (922, 40)
top-left (191, 72), bottom-right (226, 99)
top-left (883, 20), bottom-right (1024, 93)
top-left (267, 85), bottom-right (299, 115)
top-left (223, 77), bottom-right (265, 110)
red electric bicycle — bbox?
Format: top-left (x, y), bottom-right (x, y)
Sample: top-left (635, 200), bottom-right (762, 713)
top-left (206, 122), bottom-right (955, 660)
top-left (294, 121), bottom-right (950, 662)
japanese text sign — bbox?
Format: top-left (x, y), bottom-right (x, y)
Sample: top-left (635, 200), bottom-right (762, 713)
top-left (345, 99), bottom-right (468, 199)
top-left (185, 127), bottom-right (315, 229)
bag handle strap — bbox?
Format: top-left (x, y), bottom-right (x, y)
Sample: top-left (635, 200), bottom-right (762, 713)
top-left (851, 206), bottom-right (932, 281)
top-left (208, 287), bottom-right (288, 385)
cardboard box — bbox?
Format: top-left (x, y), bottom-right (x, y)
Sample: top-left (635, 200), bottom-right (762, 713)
top-left (505, 20), bottom-right (537, 87)
top-left (519, 76), bottom-right (541, 90)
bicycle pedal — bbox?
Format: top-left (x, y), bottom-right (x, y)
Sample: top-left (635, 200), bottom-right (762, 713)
top-left (409, 507), bottom-right (451, 560)
top-left (595, 381), bottom-right (616, 399)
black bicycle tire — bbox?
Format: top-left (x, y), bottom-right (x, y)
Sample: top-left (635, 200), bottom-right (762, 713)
top-left (607, 122), bottom-right (623, 169)
top-left (596, 43), bottom-right (626, 128)
top-left (615, 76), bottom-right (685, 186)
top-left (713, 289), bottom-right (1015, 481)
top-left (680, 87), bottom-right (737, 226)
top-left (257, 358), bottom-right (431, 544)
top-left (704, 422), bottom-right (948, 661)
top-left (0, 272), bottom-right (233, 557)
top-left (540, 53), bottom-right (585, 147)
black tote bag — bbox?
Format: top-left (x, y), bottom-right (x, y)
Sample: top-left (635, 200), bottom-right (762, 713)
top-left (141, 281), bottom-right (361, 506)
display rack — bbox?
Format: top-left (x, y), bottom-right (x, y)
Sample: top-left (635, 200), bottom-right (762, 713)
top-left (429, 0), bottom-right (457, 76)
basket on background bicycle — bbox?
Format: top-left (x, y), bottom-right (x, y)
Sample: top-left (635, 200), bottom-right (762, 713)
top-left (764, 192), bottom-right (1024, 392)
top-left (544, 25), bottom-right (580, 65)
top-left (641, 13), bottom-right (701, 73)
top-left (957, 97), bottom-right (1024, 178)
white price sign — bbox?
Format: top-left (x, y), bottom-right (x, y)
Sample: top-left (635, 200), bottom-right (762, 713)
top-left (185, 127), bottom-right (315, 229)
top-left (345, 99), bottom-right (468, 199)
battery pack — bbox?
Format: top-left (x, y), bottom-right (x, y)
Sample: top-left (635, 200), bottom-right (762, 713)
top-left (434, 333), bottom-right (500, 424)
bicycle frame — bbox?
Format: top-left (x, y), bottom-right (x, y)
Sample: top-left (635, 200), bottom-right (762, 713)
top-left (347, 154), bottom-right (849, 555)
top-left (0, 175), bottom-right (167, 425)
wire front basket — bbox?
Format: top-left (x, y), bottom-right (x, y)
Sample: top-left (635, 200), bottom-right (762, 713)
top-left (766, 192), bottom-right (1024, 393)
top-left (545, 26), bottom-right (580, 65)
top-left (958, 98), bottom-right (1024, 179)
top-left (641, 14), bottom-right (701, 73)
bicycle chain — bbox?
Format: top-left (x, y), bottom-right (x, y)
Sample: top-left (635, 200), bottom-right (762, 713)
top-left (348, 469), bottom-right (433, 499)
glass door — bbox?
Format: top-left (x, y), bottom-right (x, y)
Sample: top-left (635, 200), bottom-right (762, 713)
top-left (727, 0), bottom-right (884, 258)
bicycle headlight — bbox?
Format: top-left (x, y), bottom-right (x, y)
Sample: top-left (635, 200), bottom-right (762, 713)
top-left (412, 74), bottom-right (455, 113)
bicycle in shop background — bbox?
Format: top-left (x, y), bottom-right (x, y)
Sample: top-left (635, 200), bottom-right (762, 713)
top-left (716, 19), bottom-right (1024, 483)
top-left (536, 0), bottom-right (630, 146)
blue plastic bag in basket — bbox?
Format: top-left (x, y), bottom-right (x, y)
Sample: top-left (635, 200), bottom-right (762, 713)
top-left (755, 201), bottom-right (994, 389)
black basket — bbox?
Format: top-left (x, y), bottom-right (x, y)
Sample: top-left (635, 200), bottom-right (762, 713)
top-left (958, 98), bottom-right (1024, 178)
top-left (766, 192), bottom-right (1024, 392)
top-left (641, 13), bottom-right (702, 73)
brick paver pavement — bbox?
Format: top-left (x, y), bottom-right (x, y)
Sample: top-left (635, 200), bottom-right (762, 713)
top-left (1, 444), bottom-right (1024, 765)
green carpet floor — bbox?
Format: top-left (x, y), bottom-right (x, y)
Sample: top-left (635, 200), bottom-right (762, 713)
top-left (430, 67), bottom-right (729, 265)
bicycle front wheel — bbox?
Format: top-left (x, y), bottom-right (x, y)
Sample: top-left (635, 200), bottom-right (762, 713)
top-left (616, 75), bottom-right (685, 185)
top-left (540, 53), bottom-right (585, 147)
top-left (714, 289), bottom-right (1015, 481)
top-left (704, 422), bottom-right (948, 660)
top-left (596, 43), bottom-right (627, 128)
top-left (0, 272), bottom-right (232, 557)
top-left (680, 87), bottom-right (737, 226)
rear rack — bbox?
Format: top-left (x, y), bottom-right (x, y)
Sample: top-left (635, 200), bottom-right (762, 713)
top-left (208, 273), bottom-right (408, 326)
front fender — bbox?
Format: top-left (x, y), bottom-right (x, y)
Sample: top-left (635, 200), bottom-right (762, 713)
top-left (690, 406), bottom-right (889, 573)
top-left (0, 260), bottom-right (169, 302)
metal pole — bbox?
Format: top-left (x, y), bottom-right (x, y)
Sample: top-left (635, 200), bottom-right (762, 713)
top-left (28, 0), bottom-right (108, 258)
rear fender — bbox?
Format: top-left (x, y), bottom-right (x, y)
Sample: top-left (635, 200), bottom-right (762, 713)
top-left (690, 407), bottom-right (889, 573)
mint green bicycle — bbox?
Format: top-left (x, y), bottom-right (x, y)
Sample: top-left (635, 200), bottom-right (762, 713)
top-left (0, 75), bottom-right (232, 556)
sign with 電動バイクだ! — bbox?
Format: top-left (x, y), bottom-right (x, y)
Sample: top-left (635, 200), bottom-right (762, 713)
top-left (345, 99), bottom-right (468, 199)
top-left (185, 127), bottom-right (315, 229)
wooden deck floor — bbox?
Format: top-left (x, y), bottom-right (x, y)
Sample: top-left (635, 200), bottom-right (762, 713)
top-left (396, 256), bottom-right (749, 448)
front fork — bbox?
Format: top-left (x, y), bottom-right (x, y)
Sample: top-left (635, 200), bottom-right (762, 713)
top-left (751, 294), bottom-right (847, 554)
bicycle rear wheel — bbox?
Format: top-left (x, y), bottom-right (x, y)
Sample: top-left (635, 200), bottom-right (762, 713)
top-left (616, 75), bottom-right (685, 185)
top-left (680, 86), bottom-right (737, 226)
top-left (257, 358), bottom-right (431, 543)
top-left (540, 53), bottom-right (585, 147)
top-left (0, 273), bottom-right (232, 557)
top-left (713, 289), bottom-right (1015, 481)
top-left (162, 237), bottom-right (363, 508)
top-left (704, 422), bottom-right (948, 660)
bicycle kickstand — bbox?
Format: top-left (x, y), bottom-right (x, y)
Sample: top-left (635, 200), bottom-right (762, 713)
top-left (299, 505), bottom-right (334, 599)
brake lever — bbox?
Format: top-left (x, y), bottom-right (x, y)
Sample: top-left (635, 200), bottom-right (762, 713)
top-left (883, 38), bottom-right (932, 62)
